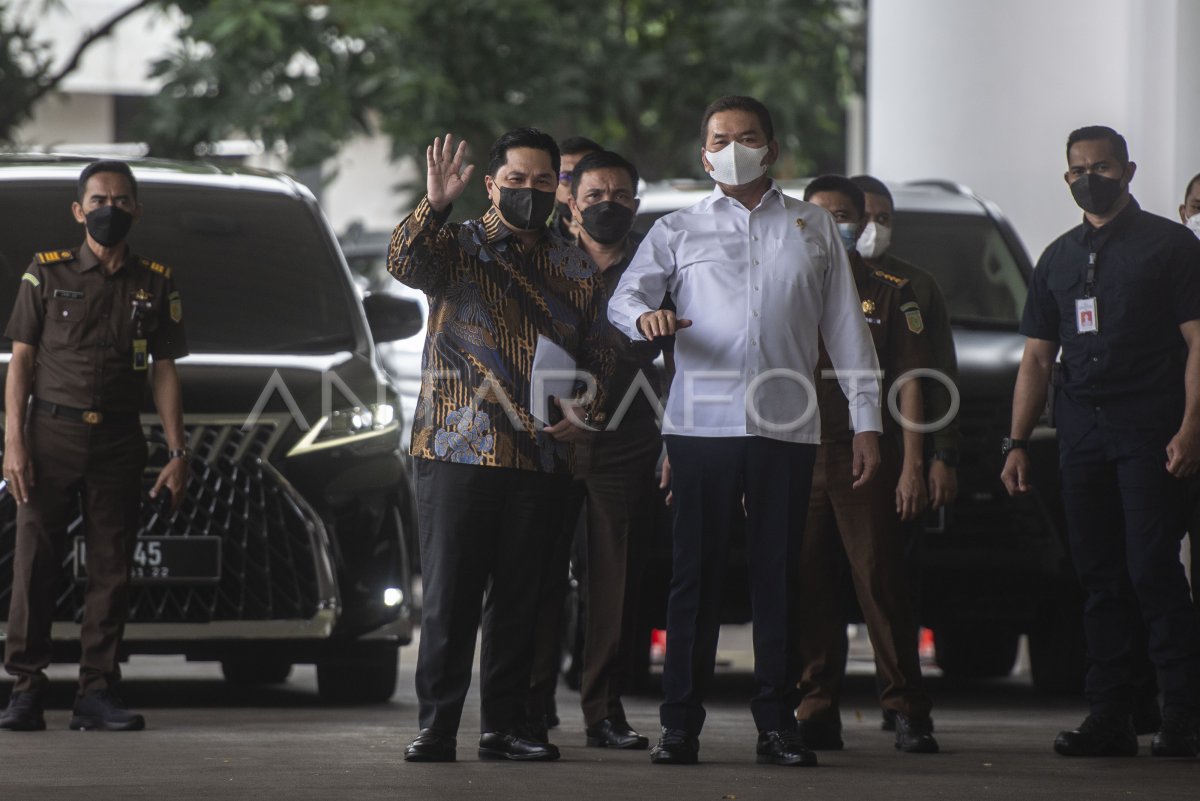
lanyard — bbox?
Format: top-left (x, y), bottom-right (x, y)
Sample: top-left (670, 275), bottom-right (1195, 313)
top-left (1085, 252), bottom-right (1096, 298)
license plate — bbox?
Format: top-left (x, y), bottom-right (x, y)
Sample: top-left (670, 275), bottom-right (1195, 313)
top-left (74, 537), bottom-right (222, 584)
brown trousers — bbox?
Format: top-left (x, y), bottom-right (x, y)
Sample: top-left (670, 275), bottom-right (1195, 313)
top-left (795, 437), bottom-right (932, 723)
top-left (4, 411), bottom-right (147, 694)
top-left (529, 421), bottom-right (661, 728)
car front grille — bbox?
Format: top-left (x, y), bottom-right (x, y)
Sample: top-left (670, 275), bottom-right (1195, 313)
top-left (0, 418), bottom-right (327, 625)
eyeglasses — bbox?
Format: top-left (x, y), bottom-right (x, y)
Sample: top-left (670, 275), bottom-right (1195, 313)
top-left (558, 172), bottom-right (572, 184)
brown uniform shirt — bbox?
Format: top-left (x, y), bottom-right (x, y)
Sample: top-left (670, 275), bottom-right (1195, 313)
top-left (816, 253), bottom-right (927, 442)
top-left (5, 244), bottom-right (189, 415)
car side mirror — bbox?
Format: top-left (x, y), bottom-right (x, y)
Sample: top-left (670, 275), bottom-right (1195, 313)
top-left (362, 293), bottom-right (424, 343)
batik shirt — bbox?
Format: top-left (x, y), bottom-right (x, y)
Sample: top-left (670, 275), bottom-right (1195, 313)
top-left (388, 197), bottom-right (614, 474)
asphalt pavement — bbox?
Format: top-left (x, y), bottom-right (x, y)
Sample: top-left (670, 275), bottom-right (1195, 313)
top-left (0, 625), bottom-right (1195, 800)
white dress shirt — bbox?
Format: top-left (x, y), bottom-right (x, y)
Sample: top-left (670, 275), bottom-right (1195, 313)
top-left (608, 182), bottom-right (882, 443)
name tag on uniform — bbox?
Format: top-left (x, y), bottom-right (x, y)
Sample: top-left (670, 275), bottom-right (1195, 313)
top-left (1075, 297), bottom-right (1099, 334)
top-left (133, 339), bottom-right (148, 371)
top-left (53, 289), bottom-right (84, 300)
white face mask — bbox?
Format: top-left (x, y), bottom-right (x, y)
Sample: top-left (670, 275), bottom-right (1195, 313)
top-left (856, 221), bottom-right (892, 260)
top-left (1187, 212), bottom-right (1200, 239)
top-left (704, 142), bottom-right (769, 186)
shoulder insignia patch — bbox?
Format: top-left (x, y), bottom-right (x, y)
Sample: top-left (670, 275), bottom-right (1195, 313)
top-left (169, 290), bottom-right (182, 323)
top-left (34, 250), bottom-right (74, 265)
top-left (900, 301), bottom-right (925, 334)
top-left (139, 257), bottom-right (172, 279)
top-left (871, 269), bottom-right (909, 289)
top-left (21, 272), bottom-right (40, 288)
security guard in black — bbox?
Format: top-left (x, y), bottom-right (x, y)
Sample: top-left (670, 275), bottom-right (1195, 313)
top-left (1009, 130), bottom-right (1200, 750)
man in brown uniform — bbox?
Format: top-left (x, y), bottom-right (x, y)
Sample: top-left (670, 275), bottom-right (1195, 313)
top-left (1, 160), bottom-right (188, 732)
top-left (795, 175), bottom-right (938, 754)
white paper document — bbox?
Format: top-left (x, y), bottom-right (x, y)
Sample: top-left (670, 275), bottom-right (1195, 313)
top-left (530, 334), bottom-right (578, 425)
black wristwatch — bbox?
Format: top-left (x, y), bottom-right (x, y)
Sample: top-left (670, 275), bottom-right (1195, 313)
top-left (932, 449), bottom-right (959, 467)
top-left (167, 447), bottom-right (192, 463)
top-left (1000, 437), bottom-right (1027, 457)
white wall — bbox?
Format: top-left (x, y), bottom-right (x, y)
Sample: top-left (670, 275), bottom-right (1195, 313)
top-left (867, 0), bottom-right (1200, 258)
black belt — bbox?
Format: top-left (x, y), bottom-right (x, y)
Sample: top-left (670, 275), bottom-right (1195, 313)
top-left (32, 398), bottom-right (141, 427)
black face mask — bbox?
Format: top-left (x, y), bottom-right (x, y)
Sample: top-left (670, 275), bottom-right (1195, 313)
top-left (580, 201), bottom-right (635, 245)
top-left (1070, 172), bottom-right (1125, 216)
top-left (555, 201), bottom-right (573, 223)
top-left (495, 187), bottom-right (556, 231)
top-left (85, 205), bottom-right (134, 247)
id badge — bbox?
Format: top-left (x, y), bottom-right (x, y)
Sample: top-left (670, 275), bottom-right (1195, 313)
top-left (1075, 297), bottom-right (1099, 334)
top-left (132, 339), bottom-right (148, 371)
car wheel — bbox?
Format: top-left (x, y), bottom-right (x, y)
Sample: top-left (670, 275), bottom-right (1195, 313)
top-left (221, 656), bottom-right (292, 686)
top-left (934, 624), bottom-right (1019, 679)
top-left (317, 642), bottom-right (399, 704)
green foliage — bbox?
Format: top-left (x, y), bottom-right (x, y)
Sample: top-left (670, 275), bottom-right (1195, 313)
top-left (5, 0), bottom-right (862, 217)
top-left (0, 1), bottom-right (55, 136)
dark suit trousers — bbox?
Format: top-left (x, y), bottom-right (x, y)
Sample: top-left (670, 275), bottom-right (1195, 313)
top-left (413, 458), bottom-right (569, 735)
top-left (4, 413), bottom-right (146, 695)
top-left (660, 435), bottom-right (815, 735)
top-left (795, 437), bottom-right (931, 723)
top-left (1059, 424), bottom-right (1200, 717)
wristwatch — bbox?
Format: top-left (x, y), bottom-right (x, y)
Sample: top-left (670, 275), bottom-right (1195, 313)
top-left (167, 447), bottom-right (192, 463)
top-left (1000, 437), bottom-right (1027, 457)
top-left (931, 449), bottom-right (959, 467)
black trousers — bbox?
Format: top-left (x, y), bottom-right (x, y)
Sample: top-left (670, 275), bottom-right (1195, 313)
top-left (413, 458), bottom-right (569, 735)
top-left (1059, 423), bottom-right (1200, 717)
top-left (4, 413), bottom-right (146, 695)
top-left (660, 435), bottom-right (816, 735)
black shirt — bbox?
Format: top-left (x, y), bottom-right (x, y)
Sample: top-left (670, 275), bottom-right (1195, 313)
top-left (1021, 197), bottom-right (1200, 428)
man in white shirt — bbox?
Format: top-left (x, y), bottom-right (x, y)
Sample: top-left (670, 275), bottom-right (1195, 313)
top-left (608, 95), bottom-right (883, 767)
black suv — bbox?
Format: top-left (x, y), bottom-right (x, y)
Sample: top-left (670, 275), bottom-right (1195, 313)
top-left (626, 179), bottom-right (1079, 692)
top-left (0, 155), bottom-right (424, 703)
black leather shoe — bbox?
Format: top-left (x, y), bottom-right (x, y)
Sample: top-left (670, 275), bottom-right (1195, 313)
top-left (69, 690), bottom-right (144, 732)
top-left (586, 717), bottom-right (649, 749)
top-left (797, 718), bottom-right (843, 751)
top-left (0, 691), bottom-right (46, 732)
top-left (649, 728), bottom-right (699, 764)
top-left (478, 730), bottom-right (560, 761)
top-left (1150, 713), bottom-right (1200, 758)
top-left (757, 730), bottom-right (818, 766)
top-left (405, 729), bottom-right (457, 762)
top-left (894, 714), bottom-right (940, 754)
top-left (1053, 714), bottom-right (1137, 757)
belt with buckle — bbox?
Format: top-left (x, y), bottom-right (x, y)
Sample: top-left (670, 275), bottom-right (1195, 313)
top-left (32, 398), bottom-right (140, 427)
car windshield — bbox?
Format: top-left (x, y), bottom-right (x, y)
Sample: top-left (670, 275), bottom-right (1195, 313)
top-left (889, 211), bottom-right (1026, 326)
top-left (0, 180), bottom-right (359, 353)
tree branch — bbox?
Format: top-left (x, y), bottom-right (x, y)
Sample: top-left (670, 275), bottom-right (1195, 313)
top-left (27, 0), bottom-right (158, 106)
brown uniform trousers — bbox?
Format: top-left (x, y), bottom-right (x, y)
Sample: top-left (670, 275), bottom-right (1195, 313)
top-left (5, 410), bottom-right (147, 694)
top-left (528, 418), bottom-right (660, 728)
top-left (795, 436), bottom-right (931, 723)
top-left (794, 255), bottom-right (931, 724)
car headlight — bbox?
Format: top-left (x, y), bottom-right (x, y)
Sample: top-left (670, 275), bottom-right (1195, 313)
top-left (286, 402), bottom-right (398, 457)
